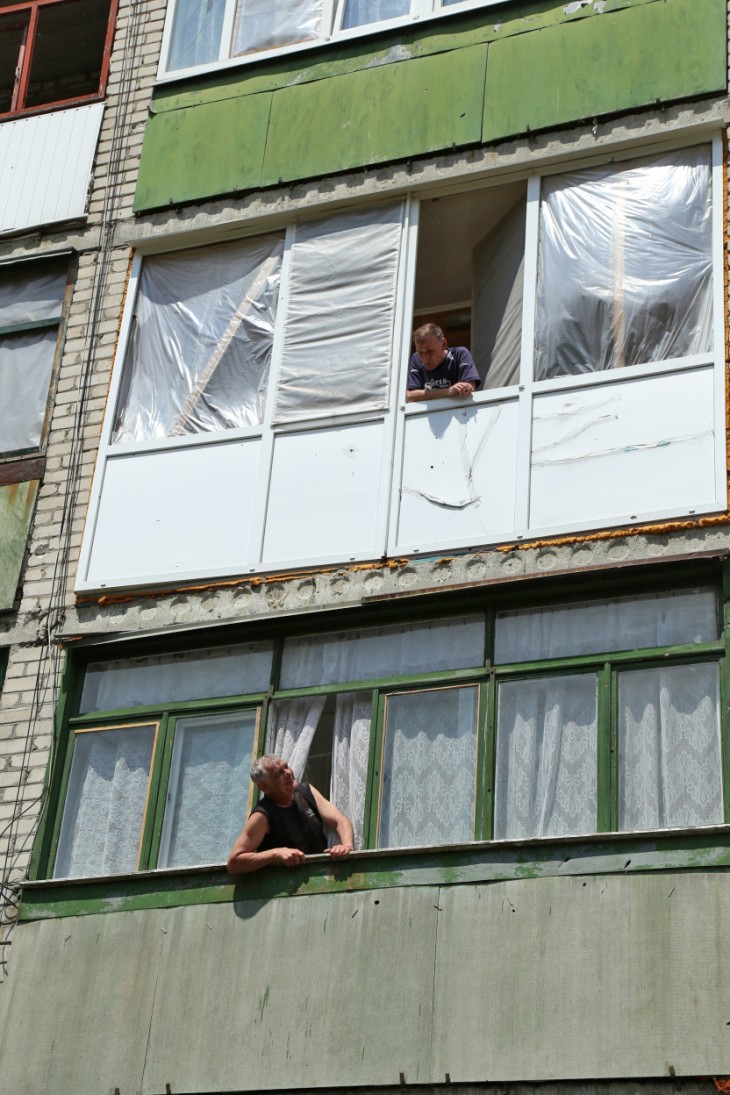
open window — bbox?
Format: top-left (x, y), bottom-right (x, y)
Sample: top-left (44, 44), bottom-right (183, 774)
top-left (0, 0), bottom-right (116, 118)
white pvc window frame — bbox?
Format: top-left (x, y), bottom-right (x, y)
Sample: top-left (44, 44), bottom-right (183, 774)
top-left (157, 0), bottom-right (509, 81)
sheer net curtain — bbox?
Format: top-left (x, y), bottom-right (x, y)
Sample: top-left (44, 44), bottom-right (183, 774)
top-left (494, 675), bottom-right (598, 840)
top-left (619, 663), bottom-right (722, 830)
top-left (54, 726), bottom-right (156, 878)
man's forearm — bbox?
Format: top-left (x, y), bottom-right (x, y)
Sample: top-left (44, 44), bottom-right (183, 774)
top-left (227, 846), bottom-right (306, 874)
top-left (406, 384), bottom-right (474, 402)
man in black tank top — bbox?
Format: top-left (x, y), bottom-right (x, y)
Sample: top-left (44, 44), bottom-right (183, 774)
top-left (227, 754), bottom-right (355, 874)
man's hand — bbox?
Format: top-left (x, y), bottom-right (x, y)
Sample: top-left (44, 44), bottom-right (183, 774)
top-left (327, 843), bottom-right (355, 859)
top-left (273, 847), bottom-right (307, 867)
top-left (449, 382), bottom-right (475, 397)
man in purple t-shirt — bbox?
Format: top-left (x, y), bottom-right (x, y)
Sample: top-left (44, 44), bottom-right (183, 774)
top-left (406, 322), bottom-right (481, 402)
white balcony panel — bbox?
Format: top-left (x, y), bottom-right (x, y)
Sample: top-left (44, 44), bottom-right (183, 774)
top-left (395, 399), bottom-right (519, 552)
top-left (84, 439), bottom-right (261, 587)
top-left (262, 421), bottom-right (386, 565)
top-left (529, 366), bottom-right (717, 530)
top-left (0, 104), bottom-right (104, 234)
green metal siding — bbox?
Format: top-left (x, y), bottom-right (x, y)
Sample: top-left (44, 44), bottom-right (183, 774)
top-left (0, 480), bottom-right (38, 611)
top-left (135, 0), bottom-right (727, 212)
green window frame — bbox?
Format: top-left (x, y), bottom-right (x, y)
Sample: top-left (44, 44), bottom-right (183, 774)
top-left (36, 570), bottom-right (730, 881)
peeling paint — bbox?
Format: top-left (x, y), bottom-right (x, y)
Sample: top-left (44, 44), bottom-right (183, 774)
top-left (563, 0), bottom-right (591, 12)
top-left (364, 44), bottom-right (414, 69)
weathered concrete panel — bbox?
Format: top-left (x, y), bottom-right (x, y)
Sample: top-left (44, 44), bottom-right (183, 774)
top-left (482, 0), bottom-right (727, 143)
top-left (431, 873), bottom-right (730, 1081)
top-left (0, 480), bottom-right (38, 610)
top-left (134, 90), bottom-right (273, 211)
top-left (261, 46), bottom-right (486, 185)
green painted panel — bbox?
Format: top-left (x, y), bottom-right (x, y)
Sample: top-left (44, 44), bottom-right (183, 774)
top-left (134, 90), bottom-right (273, 212)
top-left (0, 479), bottom-right (38, 611)
top-left (262, 45), bottom-right (487, 185)
top-left (483, 0), bottom-right (727, 142)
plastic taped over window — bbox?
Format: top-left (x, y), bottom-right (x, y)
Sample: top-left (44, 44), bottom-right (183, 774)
top-left (113, 234), bottom-right (283, 444)
top-left (168, 0), bottom-right (226, 70)
top-left (0, 329), bottom-right (57, 452)
top-left (232, 0), bottom-right (322, 55)
top-left (0, 258), bottom-right (66, 328)
top-left (535, 146), bottom-right (712, 380)
top-left (273, 202), bottom-right (405, 424)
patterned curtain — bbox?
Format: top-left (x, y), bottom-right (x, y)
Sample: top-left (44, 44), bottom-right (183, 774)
top-left (331, 692), bottom-right (372, 849)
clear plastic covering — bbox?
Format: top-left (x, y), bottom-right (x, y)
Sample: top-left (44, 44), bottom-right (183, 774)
top-left (232, 0), bottom-right (323, 56)
top-left (535, 146), bottom-right (712, 380)
top-left (472, 195), bottom-right (525, 390)
top-left (0, 257), bottom-right (66, 327)
top-left (342, 0), bottom-right (410, 29)
top-left (273, 203), bottom-right (405, 423)
top-left (0, 329), bottom-right (57, 452)
top-left (112, 234), bottom-right (283, 444)
top-left (167, 0), bottom-right (226, 71)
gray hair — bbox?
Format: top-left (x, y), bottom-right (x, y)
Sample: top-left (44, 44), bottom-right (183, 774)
top-left (250, 753), bottom-right (283, 784)
top-left (413, 322), bottom-right (445, 345)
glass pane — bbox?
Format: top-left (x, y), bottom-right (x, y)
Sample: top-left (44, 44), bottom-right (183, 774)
top-left (494, 589), bottom-right (717, 664)
top-left (494, 674), bottom-right (597, 839)
top-left (0, 329), bottom-right (57, 453)
top-left (168, 0), bottom-right (226, 71)
top-left (0, 16), bottom-right (26, 114)
top-left (158, 710), bottom-right (257, 868)
top-left (79, 643), bottom-right (274, 712)
top-left (341, 1), bottom-right (410, 30)
top-left (54, 724), bottom-right (156, 878)
top-left (0, 258), bottom-right (67, 327)
top-left (281, 615), bottom-right (485, 688)
top-left (232, 0), bottom-right (323, 56)
top-left (619, 662), bottom-right (722, 831)
top-left (112, 234), bottom-right (283, 443)
top-left (25, 0), bottom-right (107, 108)
top-left (378, 686), bottom-right (478, 848)
top-left (534, 146), bottom-right (712, 380)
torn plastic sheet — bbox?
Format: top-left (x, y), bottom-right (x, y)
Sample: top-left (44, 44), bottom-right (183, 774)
top-left (112, 234), bottom-right (283, 444)
top-left (232, 0), bottom-right (323, 55)
top-left (535, 146), bottom-right (712, 380)
top-left (273, 202), bottom-right (405, 424)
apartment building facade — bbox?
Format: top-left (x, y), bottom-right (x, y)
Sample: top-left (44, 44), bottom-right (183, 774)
top-left (1, 1), bottom-right (730, 1092)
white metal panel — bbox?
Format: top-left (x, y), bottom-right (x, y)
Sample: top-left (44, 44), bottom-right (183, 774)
top-left (0, 104), bottom-right (104, 234)
top-left (84, 439), bottom-right (262, 587)
top-left (529, 366), bottom-right (717, 530)
top-left (262, 421), bottom-right (385, 565)
top-left (395, 399), bottom-right (519, 551)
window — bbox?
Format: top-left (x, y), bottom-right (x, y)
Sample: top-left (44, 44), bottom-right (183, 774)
top-left (162, 0), bottom-right (506, 75)
top-left (0, 256), bottom-right (70, 482)
top-left (43, 582), bottom-right (728, 879)
top-left (78, 142), bottom-right (725, 591)
top-left (0, 0), bottom-right (116, 117)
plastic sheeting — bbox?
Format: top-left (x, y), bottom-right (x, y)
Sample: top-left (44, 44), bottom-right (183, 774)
top-left (535, 146), bottom-right (713, 380)
top-left (273, 202), bottom-right (405, 423)
top-left (342, 0), bottom-right (410, 30)
top-left (0, 258), bottom-right (66, 327)
top-left (472, 195), bottom-right (525, 390)
top-left (167, 0), bottom-right (226, 71)
top-left (232, 0), bottom-right (322, 55)
top-left (0, 329), bottom-right (57, 452)
top-left (113, 234), bottom-right (283, 444)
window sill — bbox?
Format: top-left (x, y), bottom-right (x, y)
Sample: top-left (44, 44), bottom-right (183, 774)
top-left (22, 824), bottom-right (730, 922)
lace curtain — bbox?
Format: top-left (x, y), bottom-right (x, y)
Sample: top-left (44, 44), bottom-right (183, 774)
top-left (494, 674), bottom-right (598, 839)
top-left (54, 726), bottom-right (155, 878)
top-left (378, 687), bottom-right (478, 848)
top-left (619, 663), bottom-right (722, 830)
top-left (331, 693), bottom-right (372, 850)
top-left (168, 0), bottom-right (227, 70)
top-left (158, 712), bottom-right (257, 868)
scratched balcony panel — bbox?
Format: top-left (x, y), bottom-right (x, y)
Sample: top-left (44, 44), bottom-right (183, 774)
top-left (396, 400), bottom-right (519, 552)
top-left (528, 367), bottom-right (717, 532)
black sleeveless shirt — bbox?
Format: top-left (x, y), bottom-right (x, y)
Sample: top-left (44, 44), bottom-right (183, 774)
top-left (252, 782), bottom-right (327, 855)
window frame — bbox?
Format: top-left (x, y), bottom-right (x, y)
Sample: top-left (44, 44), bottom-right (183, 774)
top-left (157, 0), bottom-right (509, 81)
top-left (0, 253), bottom-right (74, 486)
top-left (37, 569), bottom-right (730, 880)
top-left (0, 0), bottom-right (119, 120)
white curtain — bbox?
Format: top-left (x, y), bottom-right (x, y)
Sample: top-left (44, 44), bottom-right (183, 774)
top-left (54, 726), bottom-right (155, 878)
top-left (378, 686), bottom-right (478, 848)
top-left (270, 696), bottom-right (327, 780)
top-left (167, 0), bottom-right (227, 70)
top-left (341, 0), bottom-right (410, 29)
top-left (332, 692), bottom-right (372, 849)
top-left (494, 674), bottom-right (597, 839)
top-left (619, 663), bottom-right (722, 830)
top-left (158, 712), bottom-right (256, 868)
top-left (495, 589), bottom-right (717, 665)
top-left (232, 0), bottom-right (323, 55)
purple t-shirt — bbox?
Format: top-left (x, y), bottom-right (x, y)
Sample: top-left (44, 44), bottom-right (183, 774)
top-left (407, 347), bottom-right (481, 393)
